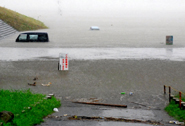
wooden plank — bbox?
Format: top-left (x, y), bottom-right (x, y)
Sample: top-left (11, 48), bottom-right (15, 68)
top-left (72, 101), bottom-right (127, 108)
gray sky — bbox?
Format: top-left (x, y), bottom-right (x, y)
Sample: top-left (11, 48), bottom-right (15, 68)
top-left (0, 0), bottom-right (184, 12)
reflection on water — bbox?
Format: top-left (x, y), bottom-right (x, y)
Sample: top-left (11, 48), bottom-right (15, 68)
top-left (0, 47), bottom-right (185, 61)
top-left (166, 48), bottom-right (173, 56)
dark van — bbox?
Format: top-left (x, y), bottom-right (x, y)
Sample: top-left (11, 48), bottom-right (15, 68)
top-left (16, 32), bottom-right (49, 42)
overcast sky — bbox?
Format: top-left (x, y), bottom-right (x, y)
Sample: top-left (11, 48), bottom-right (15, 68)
top-left (0, 0), bottom-right (184, 12)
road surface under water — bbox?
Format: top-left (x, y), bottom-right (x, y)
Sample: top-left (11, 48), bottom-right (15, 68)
top-left (0, 47), bottom-right (184, 61)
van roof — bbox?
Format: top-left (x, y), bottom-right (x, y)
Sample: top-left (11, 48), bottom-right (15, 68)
top-left (20, 32), bottom-right (48, 34)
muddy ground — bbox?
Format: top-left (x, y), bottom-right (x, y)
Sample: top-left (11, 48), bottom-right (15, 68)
top-left (0, 59), bottom-right (184, 125)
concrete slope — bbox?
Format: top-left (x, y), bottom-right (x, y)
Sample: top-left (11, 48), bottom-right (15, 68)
top-left (0, 19), bottom-right (17, 39)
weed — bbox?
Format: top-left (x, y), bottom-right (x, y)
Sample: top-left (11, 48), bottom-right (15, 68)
top-left (0, 89), bottom-right (61, 126)
top-left (165, 100), bottom-right (185, 122)
top-left (0, 6), bottom-right (48, 31)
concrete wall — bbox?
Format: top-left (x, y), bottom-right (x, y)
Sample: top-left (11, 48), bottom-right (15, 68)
top-left (0, 19), bottom-right (17, 39)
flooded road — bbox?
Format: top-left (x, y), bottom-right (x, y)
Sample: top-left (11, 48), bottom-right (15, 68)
top-left (0, 47), bottom-right (184, 61)
top-left (0, 0), bottom-right (185, 125)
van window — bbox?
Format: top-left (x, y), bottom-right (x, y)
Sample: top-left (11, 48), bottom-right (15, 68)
top-left (29, 35), bottom-right (38, 41)
top-left (18, 34), bottom-right (27, 41)
top-left (38, 34), bottom-right (47, 41)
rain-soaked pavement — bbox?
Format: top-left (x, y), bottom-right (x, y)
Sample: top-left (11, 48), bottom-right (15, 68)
top-left (1, 0), bottom-right (185, 126)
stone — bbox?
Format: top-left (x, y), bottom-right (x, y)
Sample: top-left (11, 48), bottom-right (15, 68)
top-left (0, 111), bottom-right (14, 123)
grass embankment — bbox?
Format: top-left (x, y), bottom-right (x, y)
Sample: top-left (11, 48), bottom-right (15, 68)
top-left (165, 95), bottom-right (185, 122)
top-left (0, 6), bottom-right (48, 31)
top-left (0, 89), bottom-right (61, 126)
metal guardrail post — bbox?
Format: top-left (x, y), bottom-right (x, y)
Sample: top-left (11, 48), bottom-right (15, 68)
top-left (169, 86), bottom-right (171, 103)
top-left (164, 85), bottom-right (166, 94)
top-left (179, 92), bottom-right (181, 109)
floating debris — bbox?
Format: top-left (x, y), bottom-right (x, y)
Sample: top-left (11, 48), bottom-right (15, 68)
top-left (42, 82), bottom-right (52, 86)
top-left (53, 108), bottom-right (59, 112)
top-left (169, 121), bottom-right (184, 125)
top-left (121, 92), bottom-right (125, 95)
top-left (72, 101), bottom-right (127, 108)
top-left (129, 92), bottom-right (133, 96)
top-left (33, 77), bottom-right (38, 81)
top-left (90, 26), bottom-right (100, 30)
top-left (28, 82), bottom-right (36, 86)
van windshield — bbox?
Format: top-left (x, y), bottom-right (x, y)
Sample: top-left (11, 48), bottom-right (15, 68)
top-left (18, 34), bottom-right (27, 41)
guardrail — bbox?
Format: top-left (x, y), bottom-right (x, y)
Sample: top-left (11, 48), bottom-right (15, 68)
top-left (164, 85), bottom-right (185, 109)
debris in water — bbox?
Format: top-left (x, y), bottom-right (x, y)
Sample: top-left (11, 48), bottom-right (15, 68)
top-left (42, 82), bottom-right (52, 86)
top-left (88, 98), bottom-right (101, 102)
top-left (121, 92), bottom-right (125, 95)
top-left (33, 77), bottom-right (38, 81)
top-left (72, 101), bottom-right (127, 108)
top-left (90, 26), bottom-right (100, 30)
top-left (129, 92), bottom-right (133, 96)
top-left (53, 108), bottom-right (59, 112)
top-left (169, 121), bottom-right (184, 125)
top-left (28, 82), bottom-right (36, 86)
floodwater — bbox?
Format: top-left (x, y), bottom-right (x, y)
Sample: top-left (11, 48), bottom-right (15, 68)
top-left (0, 1), bottom-right (184, 125)
top-left (0, 47), bottom-right (185, 61)
top-left (0, 0), bottom-right (185, 62)
top-left (0, 0), bottom-right (185, 48)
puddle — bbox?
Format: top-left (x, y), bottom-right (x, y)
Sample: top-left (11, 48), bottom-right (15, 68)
top-left (0, 47), bottom-right (185, 61)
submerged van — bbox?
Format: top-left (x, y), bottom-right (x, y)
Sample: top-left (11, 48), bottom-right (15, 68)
top-left (16, 32), bottom-right (49, 42)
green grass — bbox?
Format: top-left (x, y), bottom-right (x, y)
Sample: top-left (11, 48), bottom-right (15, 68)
top-left (165, 98), bottom-right (185, 122)
top-left (0, 6), bottom-right (48, 31)
top-left (0, 89), bottom-right (61, 126)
